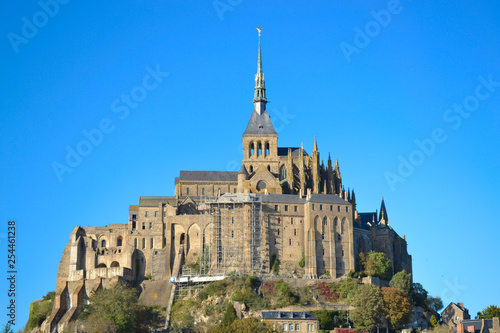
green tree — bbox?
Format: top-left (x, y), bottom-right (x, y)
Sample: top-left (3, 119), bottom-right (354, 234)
top-left (426, 296), bottom-right (444, 312)
top-left (350, 284), bottom-right (384, 331)
top-left (362, 252), bottom-right (393, 280)
top-left (478, 305), bottom-right (500, 319)
top-left (1, 324), bottom-right (13, 333)
top-left (221, 303), bottom-right (238, 326)
top-left (430, 315), bottom-right (439, 328)
top-left (389, 270), bottom-right (412, 296)
top-left (381, 287), bottom-right (412, 329)
top-left (411, 283), bottom-right (428, 307)
top-left (79, 283), bottom-right (162, 333)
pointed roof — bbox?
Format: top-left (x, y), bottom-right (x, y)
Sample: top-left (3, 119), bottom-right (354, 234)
top-left (244, 109), bottom-right (277, 134)
top-left (379, 197), bottom-right (389, 222)
top-left (238, 165), bottom-right (248, 175)
top-left (244, 29), bottom-right (276, 135)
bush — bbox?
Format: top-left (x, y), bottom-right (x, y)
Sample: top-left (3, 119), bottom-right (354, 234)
top-left (25, 292), bottom-right (55, 331)
top-left (270, 254), bottom-right (280, 275)
top-left (299, 253), bottom-right (305, 268)
top-left (315, 282), bottom-right (338, 302)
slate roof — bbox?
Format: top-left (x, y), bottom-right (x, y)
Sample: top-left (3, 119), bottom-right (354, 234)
top-left (277, 147), bottom-right (309, 157)
top-left (243, 109), bottom-right (277, 135)
top-left (261, 311), bottom-right (318, 321)
top-left (461, 319), bottom-right (494, 333)
top-left (178, 171), bottom-right (238, 182)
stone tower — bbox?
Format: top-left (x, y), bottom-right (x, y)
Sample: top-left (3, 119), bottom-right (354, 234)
top-left (242, 30), bottom-right (280, 193)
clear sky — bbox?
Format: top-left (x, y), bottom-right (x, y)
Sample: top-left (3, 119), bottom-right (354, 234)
top-left (1, 0), bottom-right (499, 330)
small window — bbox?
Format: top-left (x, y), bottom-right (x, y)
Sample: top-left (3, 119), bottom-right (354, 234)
top-left (283, 324), bottom-right (288, 331)
top-left (289, 239), bottom-right (292, 246)
top-left (232, 217), bottom-right (234, 224)
top-left (294, 206), bottom-right (298, 212)
top-left (289, 324), bottom-right (293, 331)
top-left (320, 204), bottom-right (323, 211)
top-left (231, 231), bottom-right (234, 238)
top-left (278, 218), bottom-right (281, 225)
top-left (342, 250), bottom-right (344, 256)
top-left (142, 238), bottom-right (145, 249)
top-left (275, 205), bottom-right (279, 212)
top-left (149, 222), bottom-right (153, 229)
top-left (186, 188), bottom-right (190, 195)
top-left (154, 211), bottom-right (158, 217)
top-left (338, 234), bottom-right (341, 241)
top-left (294, 229), bottom-right (297, 236)
top-left (142, 223), bottom-right (145, 230)
top-left (101, 240), bottom-right (106, 248)
top-left (274, 239), bottom-right (277, 245)
top-left (233, 188), bottom-right (236, 193)
top-left (132, 214), bottom-right (137, 220)
top-left (312, 204), bottom-right (315, 210)
top-left (202, 188), bottom-right (205, 195)
top-left (291, 218), bottom-right (293, 224)
top-left (330, 205), bottom-right (333, 211)
top-left (346, 206), bottom-right (349, 212)
top-left (285, 205), bottom-right (288, 212)
top-left (322, 233), bottom-right (324, 240)
top-left (295, 324), bottom-right (300, 331)
top-left (277, 229), bottom-right (280, 236)
top-left (150, 238), bottom-right (153, 249)
top-left (145, 211), bottom-right (149, 217)
top-left (117, 237), bottom-right (123, 247)
top-left (337, 206), bottom-right (341, 212)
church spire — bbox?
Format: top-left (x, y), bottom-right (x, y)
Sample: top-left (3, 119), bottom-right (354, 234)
top-left (379, 197), bottom-right (389, 223)
top-left (253, 28), bottom-right (267, 114)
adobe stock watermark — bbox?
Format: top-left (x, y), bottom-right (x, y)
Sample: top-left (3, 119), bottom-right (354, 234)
top-left (225, 106), bottom-right (296, 171)
top-left (213, 0), bottom-right (244, 21)
top-left (51, 65), bottom-right (169, 182)
top-left (339, 0), bottom-right (409, 64)
top-left (441, 277), bottom-right (467, 302)
top-left (7, 0), bottom-right (70, 54)
top-left (385, 74), bottom-right (500, 192)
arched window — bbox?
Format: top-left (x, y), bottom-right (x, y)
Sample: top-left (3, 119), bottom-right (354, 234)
top-left (265, 142), bottom-right (270, 156)
top-left (280, 165), bottom-right (287, 181)
top-left (97, 263), bottom-right (107, 268)
top-left (202, 188), bottom-right (205, 195)
top-left (117, 236), bottom-right (123, 247)
top-left (249, 165), bottom-right (254, 173)
top-left (258, 142), bottom-right (262, 156)
top-left (142, 238), bottom-right (145, 249)
top-left (150, 238), bottom-right (154, 249)
top-left (267, 165), bottom-right (271, 171)
top-left (250, 142), bottom-right (255, 157)
top-left (101, 239), bottom-right (106, 248)
top-left (186, 187), bottom-right (190, 195)
top-left (110, 261), bottom-right (119, 268)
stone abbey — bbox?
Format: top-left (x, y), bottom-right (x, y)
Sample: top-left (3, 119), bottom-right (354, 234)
top-left (42, 34), bottom-right (411, 332)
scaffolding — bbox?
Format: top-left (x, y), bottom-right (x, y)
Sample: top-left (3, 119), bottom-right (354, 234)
top-left (198, 194), bottom-right (264, 276)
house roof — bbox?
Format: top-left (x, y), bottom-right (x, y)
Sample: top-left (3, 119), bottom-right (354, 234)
top-left (277, 147), bottom-right (309, 157)
top-left (261, 311), bottom-right (318, 321)
top-left (178, 170), bottom-right (239, 182)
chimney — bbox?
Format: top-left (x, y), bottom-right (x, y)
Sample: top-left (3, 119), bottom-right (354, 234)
top-left (458, 302), bottom-right (464, 309)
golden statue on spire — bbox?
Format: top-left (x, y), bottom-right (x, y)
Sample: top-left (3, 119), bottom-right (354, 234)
top-left (257, 28), bottom-right (262, 36)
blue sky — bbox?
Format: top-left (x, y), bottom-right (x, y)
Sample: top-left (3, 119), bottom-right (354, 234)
top-left (1, 0), bottom-right (499, 330)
